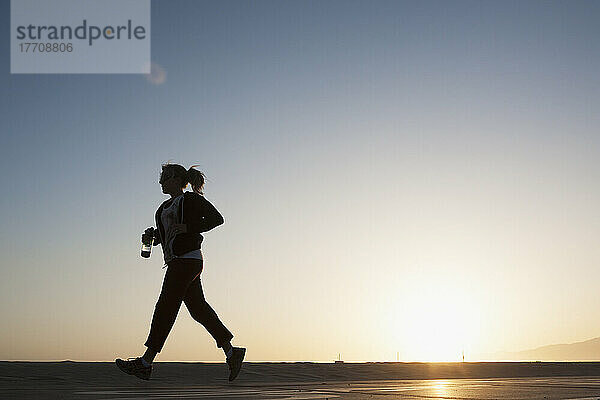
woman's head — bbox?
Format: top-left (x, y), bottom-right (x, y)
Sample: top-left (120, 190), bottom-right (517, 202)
top-left (159, 163), bottom-right (205, 195)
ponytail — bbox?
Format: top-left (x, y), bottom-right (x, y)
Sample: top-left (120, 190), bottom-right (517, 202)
top-left (186, 165), bottom-right (205, 195)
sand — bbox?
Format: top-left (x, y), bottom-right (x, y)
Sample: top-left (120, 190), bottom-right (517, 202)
top-left (2, 361), bottom-right (600, 399)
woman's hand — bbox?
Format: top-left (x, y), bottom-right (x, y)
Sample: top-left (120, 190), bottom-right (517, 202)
top-left (142, 227), bottom-right (155, 244)
top-left (170, 224), bottom-right (187, 235)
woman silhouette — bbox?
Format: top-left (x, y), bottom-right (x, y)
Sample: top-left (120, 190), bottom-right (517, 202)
top-left (116, 163), bottom-right (245, 381)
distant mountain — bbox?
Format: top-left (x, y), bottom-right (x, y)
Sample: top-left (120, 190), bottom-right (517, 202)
top-left (492, 337), bottom-right (600, 361)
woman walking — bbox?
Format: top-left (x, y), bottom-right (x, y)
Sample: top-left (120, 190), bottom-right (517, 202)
top-left (116, 163), bottom-right (245, 381)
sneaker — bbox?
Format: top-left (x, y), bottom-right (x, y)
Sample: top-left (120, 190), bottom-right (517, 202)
top-left (115, 357), bottom-right (152, 380)
top-left (226, 347), bottom-right (246, 381)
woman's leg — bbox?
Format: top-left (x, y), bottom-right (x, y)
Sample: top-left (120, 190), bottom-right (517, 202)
top-left (183, 271), bottom-right (234, 350)
top-left (144, 258), bottom-right (203, 354)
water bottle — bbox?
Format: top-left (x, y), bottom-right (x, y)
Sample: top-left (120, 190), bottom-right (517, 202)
top-left (141, 227), bottom-right (155, 258)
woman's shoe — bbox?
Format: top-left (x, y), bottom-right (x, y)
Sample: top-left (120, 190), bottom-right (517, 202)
top-left (115, 357), bottom-right (152, 380)
top-left (226, 347), bottom-right (246, 381)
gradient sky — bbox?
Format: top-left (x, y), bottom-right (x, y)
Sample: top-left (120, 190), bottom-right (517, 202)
top-left (1, 0), bottom-right (600, 362)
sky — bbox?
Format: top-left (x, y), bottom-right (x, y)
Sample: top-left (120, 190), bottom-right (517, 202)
top-left (1, 0), bottom-right (600, 362)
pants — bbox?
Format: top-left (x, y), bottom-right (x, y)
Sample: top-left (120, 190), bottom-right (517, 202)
top-left (144, 258), bottom-right (234, 353)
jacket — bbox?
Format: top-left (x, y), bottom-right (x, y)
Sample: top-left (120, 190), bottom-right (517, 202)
top-left (153, 192), bottom-right (224, 257)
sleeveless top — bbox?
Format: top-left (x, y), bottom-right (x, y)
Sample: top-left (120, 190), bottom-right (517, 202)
top-left (160, 194), bottom-right (203, 264)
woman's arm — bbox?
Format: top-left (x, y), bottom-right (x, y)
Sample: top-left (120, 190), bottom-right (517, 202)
top-left (184, 194), bottom-right (224, 233)
top-left (153, 228), bottom-right (162, 245)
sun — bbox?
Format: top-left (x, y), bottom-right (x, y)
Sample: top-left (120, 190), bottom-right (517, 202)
top-left (390, 279), bottom-right (480, 362)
